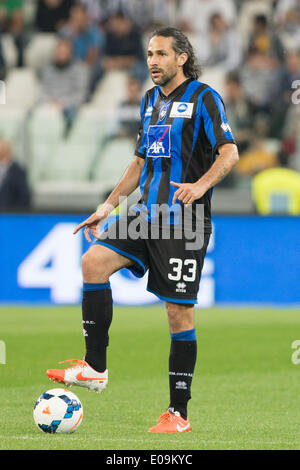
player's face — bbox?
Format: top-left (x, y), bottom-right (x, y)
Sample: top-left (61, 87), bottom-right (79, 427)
top-left (147, 36), bottom-right (185, 87)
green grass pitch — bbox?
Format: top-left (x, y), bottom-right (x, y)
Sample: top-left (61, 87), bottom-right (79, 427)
top-left (0, 305), bottom-right (300, 450)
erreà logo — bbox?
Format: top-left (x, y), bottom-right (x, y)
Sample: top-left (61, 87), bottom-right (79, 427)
top-left (145, 106), bottom-right (153, 117)
top-left (176, 282), bottom-right (186, 293)
top-left (221, 122), bottom-right (232, 133)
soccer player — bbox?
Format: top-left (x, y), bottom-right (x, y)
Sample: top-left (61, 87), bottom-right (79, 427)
top-left (46, 27), bottom-right (239, 433)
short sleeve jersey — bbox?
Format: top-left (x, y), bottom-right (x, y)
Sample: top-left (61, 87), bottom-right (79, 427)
top-left (135, 78), bottom-right (236, 233)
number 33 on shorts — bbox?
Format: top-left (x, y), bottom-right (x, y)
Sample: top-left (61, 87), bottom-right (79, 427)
top-left (167, 258), bottom-right (197, 282)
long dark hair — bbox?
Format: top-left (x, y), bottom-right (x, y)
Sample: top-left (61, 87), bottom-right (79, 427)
top-left (151, 27), bottom-right (201, 80)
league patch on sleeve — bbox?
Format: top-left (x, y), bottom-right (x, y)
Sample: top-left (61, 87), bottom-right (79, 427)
top-left (147, 125), bottom-right (171, 158)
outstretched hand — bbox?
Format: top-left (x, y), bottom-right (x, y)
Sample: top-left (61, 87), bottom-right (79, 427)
top-left (73, 206), bottom-right (111, 243)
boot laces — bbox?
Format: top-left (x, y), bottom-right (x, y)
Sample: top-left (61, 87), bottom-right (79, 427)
top-left (157, 411), bottom-right (177, 423)
top-left (59, 359), bottom-right (87, 370)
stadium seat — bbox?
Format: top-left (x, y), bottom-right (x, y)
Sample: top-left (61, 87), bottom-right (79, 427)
top-left (252, 168), bottom-right (300, 215)
top-left (0, 106), bottom-right (26, 141)
top-left (92, 137), bottom-right (135, 190)
top-left (45, 141), bottom-right (99, 182)
top-left (200, 66), bottom-right (226, 96)
top-left (67, 105), bottom-right (109, 146)
top-left (32, 180), bottom-right (107, 211)
top-left (28, 105), bottom-right (66, 183)
top-left (0, 106), bottom-right (27, 165)
top-left (5, 68), bottom-right (39, 108)
top-left (24, 34), bottom-right (58, 69)
top-left (92, 71), bottom-right (128, 111)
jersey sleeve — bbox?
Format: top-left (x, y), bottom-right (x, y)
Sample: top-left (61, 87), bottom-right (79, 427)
top-left (201, 89), bottom-right (236, 156)
top-left (135, 94), bottom-right (147, 159)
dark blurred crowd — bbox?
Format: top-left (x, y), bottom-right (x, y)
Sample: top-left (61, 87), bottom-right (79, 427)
top-left (0, 0), bottom-right (300, 208)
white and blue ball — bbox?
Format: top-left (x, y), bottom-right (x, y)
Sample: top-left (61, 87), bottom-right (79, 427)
top-left (33, 388), bottom-right (83, 434)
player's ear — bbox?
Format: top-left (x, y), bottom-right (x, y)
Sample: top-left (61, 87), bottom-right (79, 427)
top-left (178, 52), bottom-right (188, 68)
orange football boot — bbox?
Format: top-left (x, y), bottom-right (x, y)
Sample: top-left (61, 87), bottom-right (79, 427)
top-left (46, 359), bottom-right (108, 393)
top-left (148, 410), bottom-right (191, 433)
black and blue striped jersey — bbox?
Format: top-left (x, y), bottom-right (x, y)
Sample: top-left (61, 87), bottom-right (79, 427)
top-left (135, 77), bottom-right (236, 233)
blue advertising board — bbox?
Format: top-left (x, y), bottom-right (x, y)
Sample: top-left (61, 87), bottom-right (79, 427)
top-left (0, 214), bottom-right (299, 306)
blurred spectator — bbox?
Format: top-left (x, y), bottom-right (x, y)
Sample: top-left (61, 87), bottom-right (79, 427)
top-left (0, 0), bottom-right (26, 67)
top-left (277, 62), bottom-right (300, 167)
top-left (35, 0), bottom-right (75, 33)
top-left (280, 49), bottom-right (300, 101)
top-left (236, 118), bottom-right (279, 177)
top-left (266, 49), bottom-right (300, 138)
top-left (240, 47), bottom-right (281, 117)
top-left (60, 2), bottom-right (105, 95)
top-left (0, 138), bottom-right (30, 210)
top-left (225, 71), bottom-right (253, 153)
top-left (274, 0), bottom-right (300, 30)
top-left (179, 0), bottom-right (237, 35)
top-left (278, 105), bottom-right (299, 167)
top-left (103, 0), bottom-right (133, 20)
top-left (109, 76), bottom-right (142, 140)
top-left (103, 11), bottom-right (147, 82)
top-left (128, 0), bottom-right (181, 32)
top-left (61, 3), bottom-right (104, 64)
top-left (274, 0), bottom-right (300, 47)
top-left (197, 13), bottom-right (241, 72)
top-left (79, 0), bottom-right (103, 24)
top-left (39, 38), bottom-right (89, 133)
top-left (248, 14), bottom-right (285, 63)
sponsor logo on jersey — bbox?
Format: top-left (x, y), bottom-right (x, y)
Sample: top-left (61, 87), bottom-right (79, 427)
top-left (147, 125), bottom-right (171, 157)
top-left (170, 102), bottom-right (194, 118)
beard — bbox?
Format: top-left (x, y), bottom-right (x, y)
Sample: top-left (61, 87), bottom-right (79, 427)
top-left (150, 68), bottom-right (178, 87)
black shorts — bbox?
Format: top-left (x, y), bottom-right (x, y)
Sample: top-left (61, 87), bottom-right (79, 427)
top-left (96, 214), bottom-right (210, 305)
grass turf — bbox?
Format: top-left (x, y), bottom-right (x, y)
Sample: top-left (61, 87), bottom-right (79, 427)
top-left (0, 305), bottom-right (300, 450)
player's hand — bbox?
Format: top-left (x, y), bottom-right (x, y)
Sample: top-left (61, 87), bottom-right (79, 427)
top-left (170, 181), bottom-right (205, 205)
top-left (73, 205), bottom-right (111, 243)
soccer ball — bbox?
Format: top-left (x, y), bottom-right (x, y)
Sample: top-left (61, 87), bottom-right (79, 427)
top-left (33, 388), bottom-right (83, 434)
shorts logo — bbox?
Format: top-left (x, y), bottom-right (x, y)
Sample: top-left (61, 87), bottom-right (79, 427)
top-left (170, 102), bottom-right (194, 118)
top-left (147, 125), bottom-right (171, 158)
top-left (176, 282), bottom-right (186, 293)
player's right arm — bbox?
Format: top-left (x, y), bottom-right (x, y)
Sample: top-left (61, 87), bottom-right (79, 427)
top-left (73, 155), bottom-right (145, 242)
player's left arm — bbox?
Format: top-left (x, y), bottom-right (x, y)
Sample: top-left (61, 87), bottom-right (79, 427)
top-left (171, 142), bottom-right (239, 204)
top-left (172, 88), bottom-right (239, 205)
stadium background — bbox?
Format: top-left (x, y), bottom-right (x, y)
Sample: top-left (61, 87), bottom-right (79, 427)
top-left (0, 0), bottom-right (300, 451)
top-left (0, 0), bottom-right (299, 305)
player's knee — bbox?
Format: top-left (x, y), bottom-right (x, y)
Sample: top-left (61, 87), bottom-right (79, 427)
top-left (165, 302), bottom-right (183, 327)
top-left (81, 250), bottom-right (95, 277)
top-left (81, 247), bottom-right (109, 280)
top-left (165, 302), bottom-right (194, 332)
